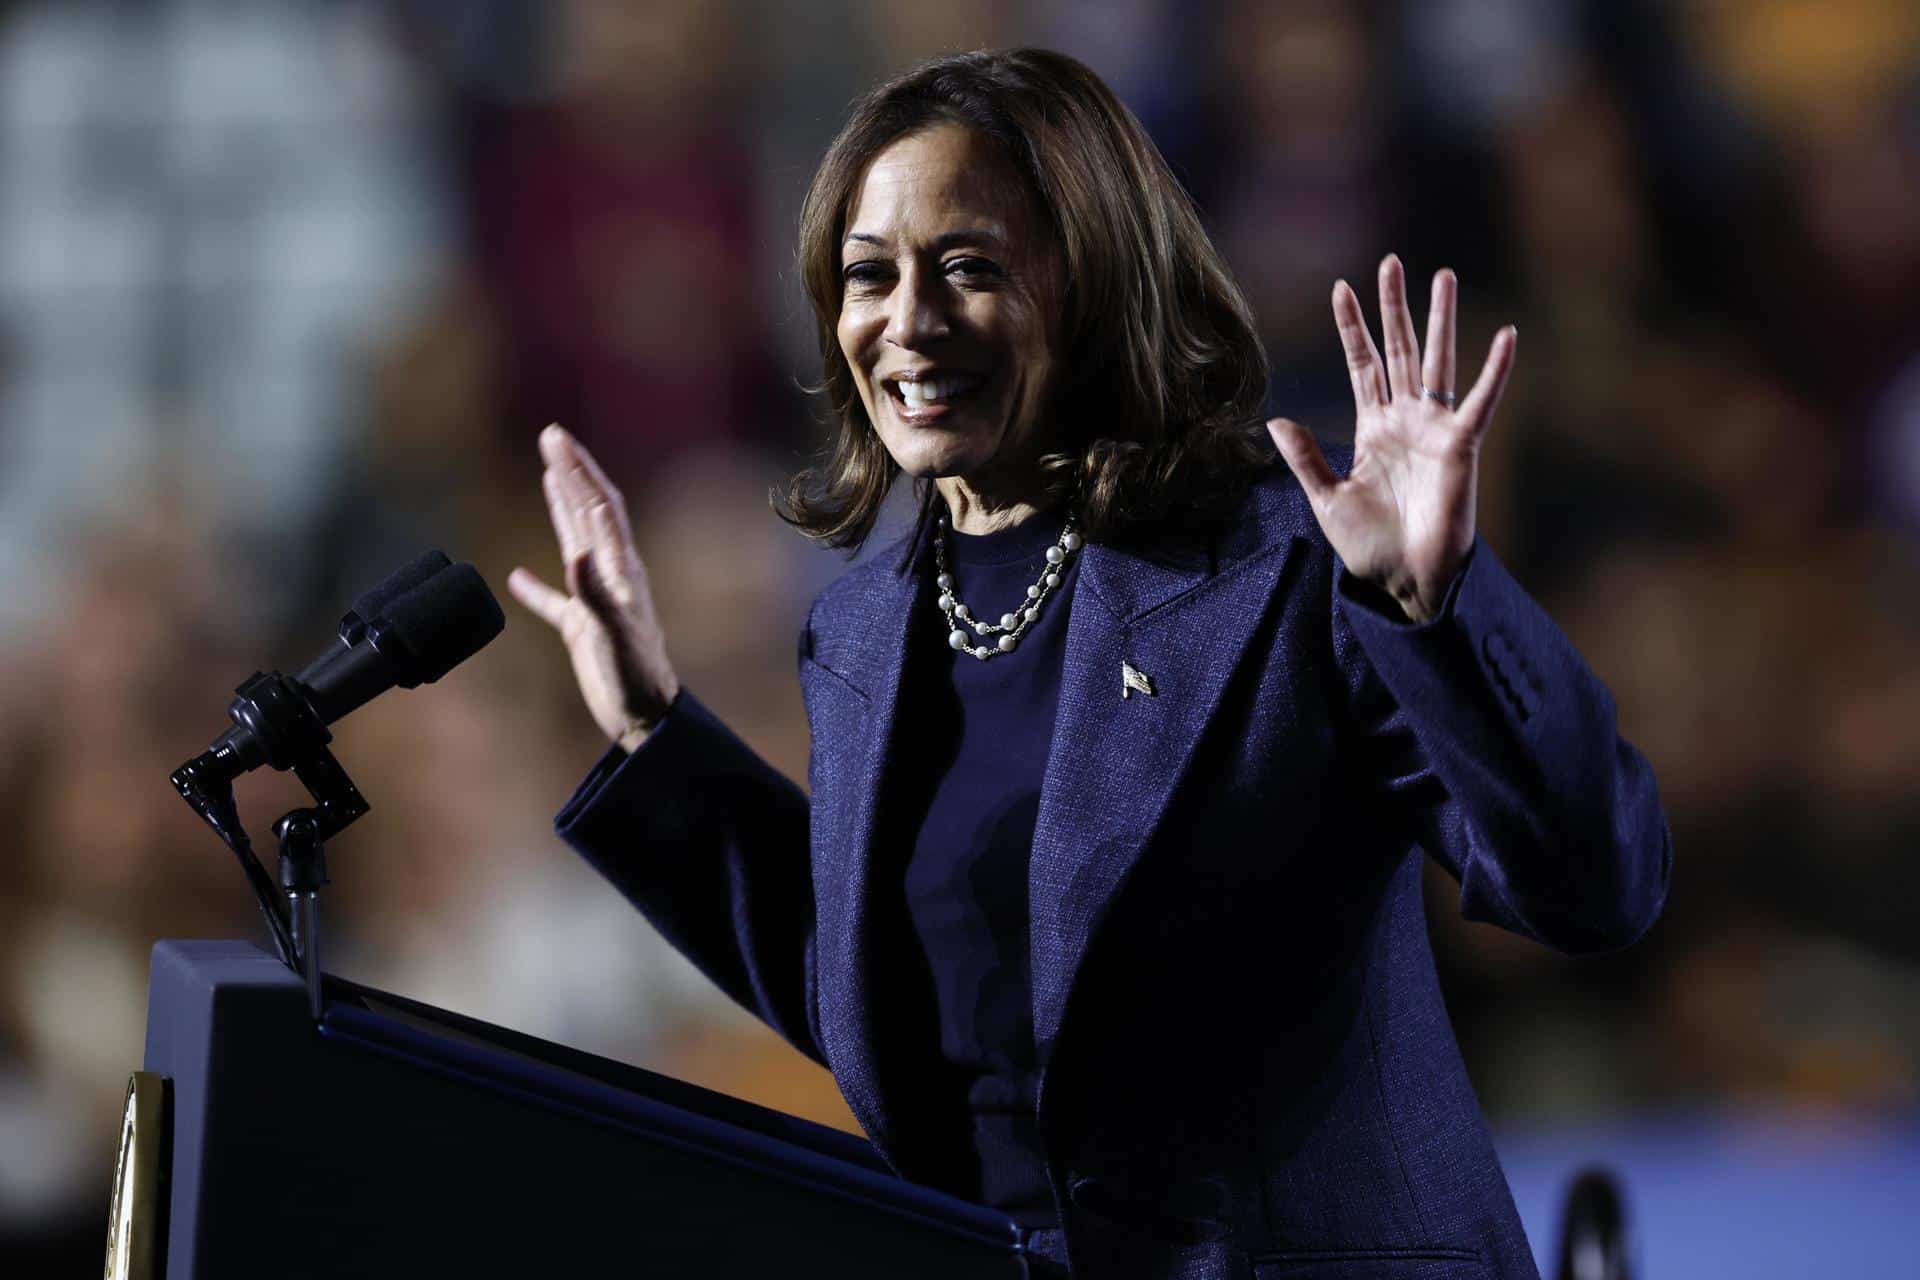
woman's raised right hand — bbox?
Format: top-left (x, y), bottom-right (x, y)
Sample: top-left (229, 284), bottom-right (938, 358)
top-left (509, 424), bottom-right (680, 752)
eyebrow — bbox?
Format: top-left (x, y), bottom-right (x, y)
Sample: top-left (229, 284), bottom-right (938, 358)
top-left (842, 228), bottom-right (1008, 254)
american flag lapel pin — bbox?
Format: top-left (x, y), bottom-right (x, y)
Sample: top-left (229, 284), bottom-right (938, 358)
top-left (1121, 661), bottom-right (1155, 699)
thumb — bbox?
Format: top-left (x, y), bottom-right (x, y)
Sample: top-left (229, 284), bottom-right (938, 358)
top-left (507, 566), bottom-right (570, 631)
top-left (1266, 418), bottom-right (1338, 507)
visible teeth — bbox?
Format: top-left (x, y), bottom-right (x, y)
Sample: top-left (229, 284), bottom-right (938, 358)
top-left (896, 375), bottom-right (981, 409)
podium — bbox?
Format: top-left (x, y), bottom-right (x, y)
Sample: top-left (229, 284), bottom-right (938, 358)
top-left (130, 940), bottom-right (1030, 1278)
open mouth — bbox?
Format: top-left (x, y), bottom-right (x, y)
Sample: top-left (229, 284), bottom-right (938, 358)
top-left (885, 371), bottom-right (988, 416)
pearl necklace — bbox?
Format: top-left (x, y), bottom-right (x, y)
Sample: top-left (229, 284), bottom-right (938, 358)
top-left (932, 514), bottom-right (1083, 660)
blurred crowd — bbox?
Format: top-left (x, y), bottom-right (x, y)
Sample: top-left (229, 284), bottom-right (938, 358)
top-left (1, 0), bottom-right (1917, 1266)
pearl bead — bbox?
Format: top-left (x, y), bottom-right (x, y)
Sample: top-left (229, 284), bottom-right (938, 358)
top-left (1024, 606), bottom-right (1040, 623)
top-left (1045, 545), bottom-right (1065, 565)
top-left (1045, 572), bottom-right (1061, 589)
top-left (948, 629), bottom-right (968, 650)
top-left (1027, 584), bottom-right (1041, 599)
top-left (936, 572), bottom-right (953, 590)
top-left (1000, 613), bottom-right (1018, 629)
top-left (937, 593), bottom-right (954, 612)
top-left (1063, 530), bottom-right (1082, 551)
top-left (998, 634), bottom-right (1018, 653)
top-left (954, 604), bottom-right (970, 620)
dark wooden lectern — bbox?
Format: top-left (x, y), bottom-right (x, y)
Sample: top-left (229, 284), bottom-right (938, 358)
top-left (135, 940), bottom-right (1030, 1278)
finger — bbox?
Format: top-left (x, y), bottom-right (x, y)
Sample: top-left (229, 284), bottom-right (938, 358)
top-left (1266, 417), bottom-right (1340, 511)
top-left (1377, 254), bottom-right (1422, 400)
top-left (536, 421), bottom-right (575, 469)
top-left (542, 468), bottom-right (589, 568)
top-left (585, 501), bottom-right (636, 610)
top-left (507, 567), bottom-right (570, 631)
top-left (1332, 281), bottom-right (1388, 410)
top-left (542, 423), bottom-right (632, 537)
top-left (551, 446), bottom-right (639, 575)
top-left (1422, 268), bottom-right (1457, 401)
top-left (1455, 326), bottom-right (1518, 440)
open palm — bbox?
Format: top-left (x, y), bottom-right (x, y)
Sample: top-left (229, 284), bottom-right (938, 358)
top-left (509, 425), bottom-right (679, 751)
top-left (1268, 255), bottom-right (1517, 623)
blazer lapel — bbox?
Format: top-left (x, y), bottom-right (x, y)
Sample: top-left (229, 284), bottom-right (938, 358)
top-left (806, 565), bottom-right (919, 1166)
top-left (1029, 533), bottom-right (1302, 1060)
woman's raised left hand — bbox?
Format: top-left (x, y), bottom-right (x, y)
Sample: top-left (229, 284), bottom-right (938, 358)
top-left (1267, 255), bottom-right (1516, 624)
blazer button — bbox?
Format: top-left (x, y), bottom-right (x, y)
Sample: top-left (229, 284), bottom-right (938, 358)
top-left (1493, 670), bottom-right (1526, 718)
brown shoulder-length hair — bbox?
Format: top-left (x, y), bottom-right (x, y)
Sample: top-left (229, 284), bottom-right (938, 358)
top-left (779, 47), bottom-right (1270, 551)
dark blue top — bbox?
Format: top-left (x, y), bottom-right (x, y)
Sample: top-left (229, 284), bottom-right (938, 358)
top-left (892, 504), bottom-right (1076, 1230)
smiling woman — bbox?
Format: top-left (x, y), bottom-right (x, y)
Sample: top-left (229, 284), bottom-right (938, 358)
top-left (833, 125), bottom-right (1060, 533)
top-left (781, 50), bottom-right (1269, 548)
top-left (509, 47), bottom-right (1670, 1280)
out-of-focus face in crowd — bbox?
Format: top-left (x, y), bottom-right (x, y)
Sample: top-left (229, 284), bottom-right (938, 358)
top-left (835, 123), bottom-right (1063, 496)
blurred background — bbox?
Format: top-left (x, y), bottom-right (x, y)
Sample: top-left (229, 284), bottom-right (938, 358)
top-left (1, 0), bottom-right (1917, 1272)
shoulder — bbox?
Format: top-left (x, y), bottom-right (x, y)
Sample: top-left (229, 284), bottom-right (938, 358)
top-left (1212, 446), bottom-right (1351, 566)
top-left (797, 528), bottom-right (917, 662)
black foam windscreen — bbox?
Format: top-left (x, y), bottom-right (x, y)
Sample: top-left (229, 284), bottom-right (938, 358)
top-left (377, 562), bottom-right (506, 686)
top-left (347, 549), bottom-right (452, 634)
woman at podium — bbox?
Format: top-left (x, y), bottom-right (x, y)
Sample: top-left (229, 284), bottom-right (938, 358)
top-left (508, 48), bottom-right (1669, 1280)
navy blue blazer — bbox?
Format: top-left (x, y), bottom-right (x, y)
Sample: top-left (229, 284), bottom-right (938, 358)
top-left (556, 456), bottom-right (1671, 1280)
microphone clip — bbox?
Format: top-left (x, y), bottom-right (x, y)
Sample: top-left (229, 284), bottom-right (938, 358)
top-left (227, 670), bottom-right (332, 773)
top-left (228, 669), bottom-right (370, 842)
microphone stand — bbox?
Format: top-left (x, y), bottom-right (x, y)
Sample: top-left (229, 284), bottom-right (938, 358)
top-left (172, 670), bottom-right (368, 1023)
top-left (273, 744), bottom-right (367, 1022)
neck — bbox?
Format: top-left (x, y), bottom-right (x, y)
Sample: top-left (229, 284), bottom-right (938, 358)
top-left (934, 472), bottom-right (1057, 535)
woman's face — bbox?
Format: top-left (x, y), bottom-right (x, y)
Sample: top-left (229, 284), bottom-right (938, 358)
top-left (837, 124), bottom-right (1061, 490)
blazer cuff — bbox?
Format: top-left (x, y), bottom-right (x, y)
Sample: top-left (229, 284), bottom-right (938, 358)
top-left (1334, 539), bottom-right (1478, 634)
top-left (554, 687), bottom-right (711, 844)
top-left (1336, 534), bottom-right (1579, 744)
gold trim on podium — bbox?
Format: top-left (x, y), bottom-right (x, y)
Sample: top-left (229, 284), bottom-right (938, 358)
top-left (104, 1071), bottom-right (166, 1280)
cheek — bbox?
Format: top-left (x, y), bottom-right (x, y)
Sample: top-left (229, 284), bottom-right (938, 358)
top-left (836, 313), bottom-right (874, 396)
top-left (840, 301), bottom-right (890, 370)
top-left (991, 288), bottom-right (1051, 366)
top-left (1000, 303), bottom-right (1058, 407)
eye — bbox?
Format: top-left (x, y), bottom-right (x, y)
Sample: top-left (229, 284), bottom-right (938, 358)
top-left (944, 255), bottom-right (1001, 281)
top-left (842, 260), bottom-right (890, 288)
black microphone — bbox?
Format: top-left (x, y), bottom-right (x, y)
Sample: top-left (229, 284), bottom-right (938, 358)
top-left (187, 558), bottom-right (506, 786)
top-left (260, 548), bottom-right (452, 728)
top-left (168, 553), bottom-right (502, 965)
top-left (168, 553), bottom-right (502, 971)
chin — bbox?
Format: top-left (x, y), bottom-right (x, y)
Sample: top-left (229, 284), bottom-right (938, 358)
top-left (874, 417), bottom-right (1005, 482)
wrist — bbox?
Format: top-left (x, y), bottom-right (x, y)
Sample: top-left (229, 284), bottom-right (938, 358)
top-left (616, 677), bottom-right (681, 753)
top-left (1341, 547), bottom-right (1475, 628)
top-left (1380, 568), bottom-right (1433, 625)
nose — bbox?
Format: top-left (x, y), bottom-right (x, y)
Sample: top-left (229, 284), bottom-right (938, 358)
top-left (882, 261), bottom-right (951, 350)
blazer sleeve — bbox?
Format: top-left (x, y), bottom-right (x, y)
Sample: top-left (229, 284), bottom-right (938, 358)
top-left (1330, 535), bottom-right (1672, 954)
top-left (554, 689), bottom-right (826, 1066)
